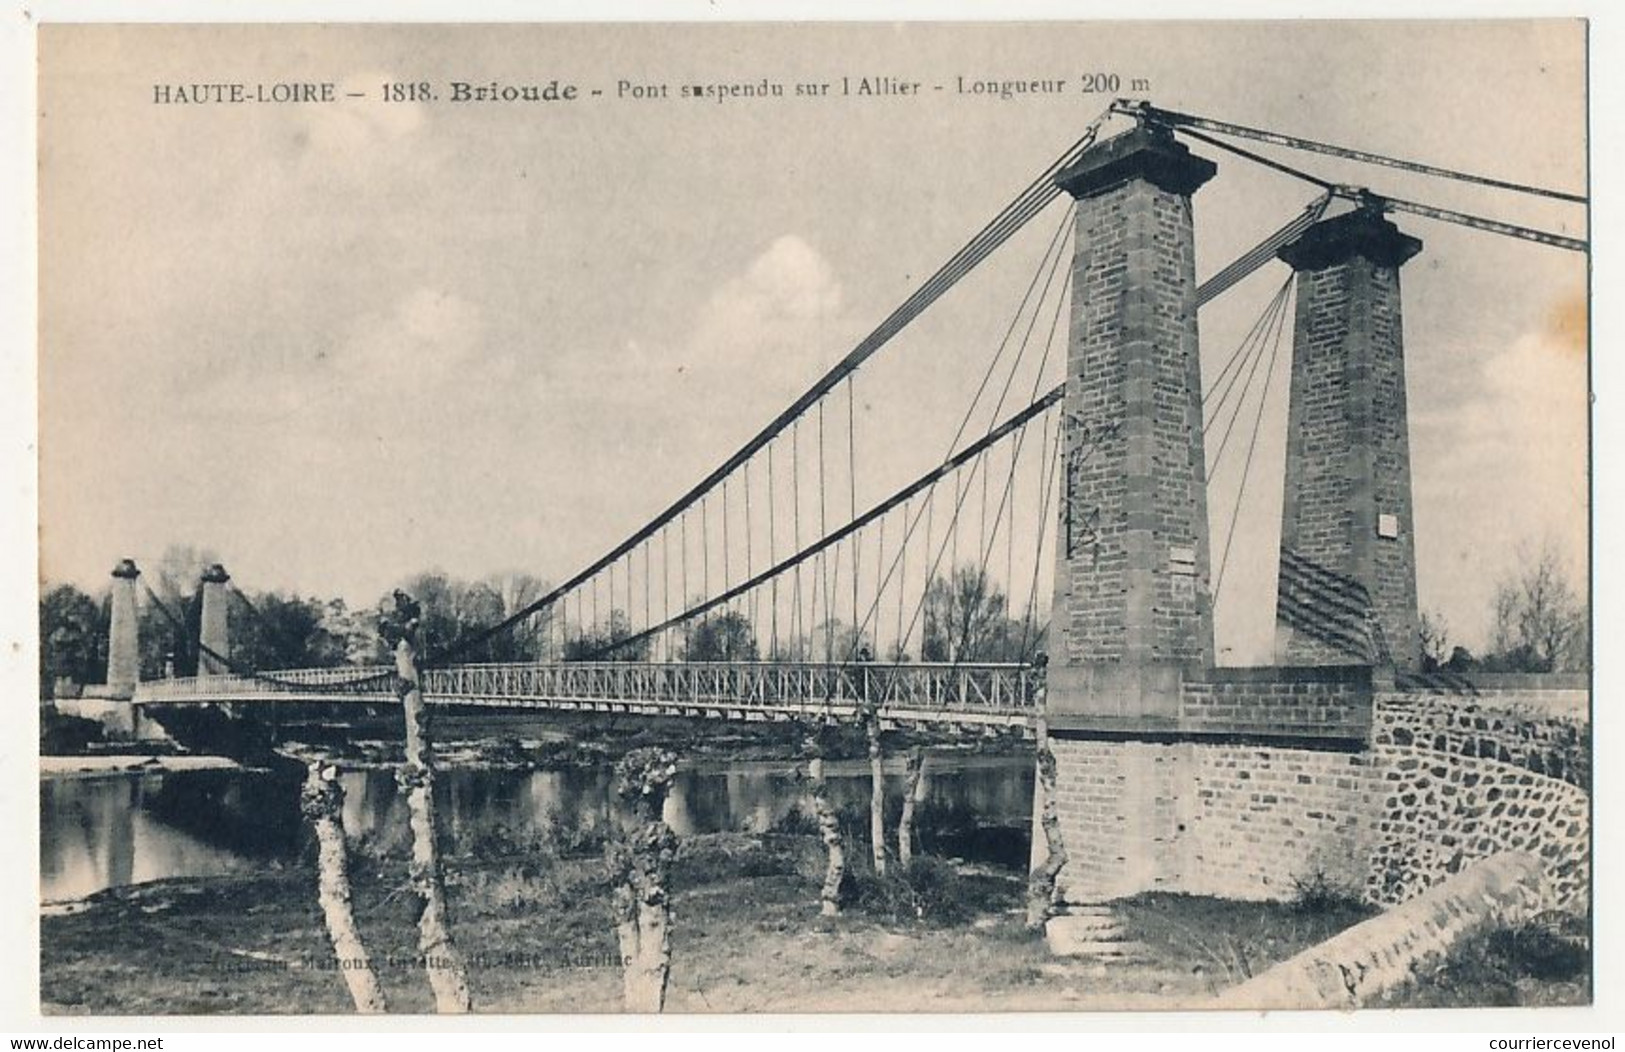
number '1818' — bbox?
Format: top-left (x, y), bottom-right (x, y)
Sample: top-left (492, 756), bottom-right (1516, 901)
top-left (382, 82), bottom-right (433, 102)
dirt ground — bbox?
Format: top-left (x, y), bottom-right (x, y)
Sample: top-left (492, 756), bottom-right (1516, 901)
top-left (42, 831), bottom-right (1387, 1016)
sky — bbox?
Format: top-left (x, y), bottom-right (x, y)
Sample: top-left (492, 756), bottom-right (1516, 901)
top-left (36, 20), bottom-right (1588, 661)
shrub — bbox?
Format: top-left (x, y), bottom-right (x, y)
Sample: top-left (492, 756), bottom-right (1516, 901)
top-left (1484, 917), bottom-right (1590, 983)
top-left (1289, 868), bottom-right (1365, 916)
top-left (40, 711), bottom-right (104, 755)
top-left (766, 807), bottom-right (821, 837)
top-left (1378, 914), bottom-right (1591, 1008)
top-left (846, 856), bottom-right (973, 926)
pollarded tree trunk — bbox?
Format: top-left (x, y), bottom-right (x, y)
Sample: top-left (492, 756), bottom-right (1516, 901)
top-left (380, 592), bottom-right (472, 1014)
top-left (865, 708), bottom-right (887, 877)
top-left (300, 761), bottom-right (387, 1014)
top-left (804, 732), bottom-right (845, 917)
top-left (1026, 712), bottom-right (1069, 931)
top-left (897, 746), bottom-right (927, 869)
top-left (607, 748), bottom-right (680, 1012)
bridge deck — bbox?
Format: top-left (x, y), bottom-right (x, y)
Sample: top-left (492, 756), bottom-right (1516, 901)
top-left (132, 661), bottom-right (1039, 728)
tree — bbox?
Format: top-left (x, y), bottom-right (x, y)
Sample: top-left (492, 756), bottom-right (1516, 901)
top-left (1026, 655), bottom-right (1067, 929)
top-left (1418, 610), bottom-right (1451, 672)
top-left (484, 571), bottom-right (554, 661)
top-left (1486, 539), bottom-right (1589, 672)
top-left (802, 731), bottom-right (844, 918)
top-left (606, 748), bottom-right (680, 1012)
top-left (385, 571), bottom-right (526, 665)
top-left (922, 565), bottom-right (1019, 663)
top-left (322, 598), bottom-right (390, 666)
top-left (683, 611), bottom-right (758, 662)
top-left (565, 609), bottom-right (648, 662)
top-left (139, 589), bottom-right (197, 679)
top-left (766, 633), bottom-right (812, 663)
top-left (805, 618), bottom-right (872, 664)
top-left (39, 583), bottom-right (107, 697)
top-left (378, 591), bottom-right (472, 1013)
top-left (1444, 645), bottom-right (1478, 673)
top-left (300, 762), bottom-right (387, 1013)
top-left (232, 592), bottom-right (348, 671)
top-left (135, 543), bottom-right (221, 678)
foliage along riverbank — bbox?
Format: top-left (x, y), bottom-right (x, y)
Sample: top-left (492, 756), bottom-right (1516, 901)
top-left (43, 702), bottom-right (1032, 772)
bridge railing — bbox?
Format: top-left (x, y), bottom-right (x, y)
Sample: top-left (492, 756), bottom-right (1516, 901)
top-left (134, 666), bottom-right (393, 701)
top-left (135, 660), bottom-right (1037, 715)
top-left (426, 661), bottom-right (1037, 714)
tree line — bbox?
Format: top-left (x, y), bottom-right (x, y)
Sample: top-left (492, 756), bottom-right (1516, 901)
top-left (39, 535), bottom-right (1589, 697)
top-left (1418, 539), bottom-right (1590, 674)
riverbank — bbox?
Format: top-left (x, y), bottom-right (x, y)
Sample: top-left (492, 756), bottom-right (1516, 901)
top-left (44, 829), bottom-right (1384, 1014)
top-left (43, 704), bottom-right (1028, 780)
top-left (40, 754), bottom-right (241, 779)
top-left (284, 710), bottom-right (1031, 771)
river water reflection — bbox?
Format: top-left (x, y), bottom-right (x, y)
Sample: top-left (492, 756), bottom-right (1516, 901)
top-left (41, 755), bottom-right (1034, 903)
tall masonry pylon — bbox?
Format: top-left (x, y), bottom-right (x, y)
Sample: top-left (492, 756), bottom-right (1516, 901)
top-left (1041, 124), bottom-right (1217, 903)
top-left (199, 563), bottom-right (232, 675)
top-left (107, 559), bottom-right (141, 697)
top-left (1047, 124), bottom-right (1217, 727)
top-left (1273, 205), bottom-right (1423, 670)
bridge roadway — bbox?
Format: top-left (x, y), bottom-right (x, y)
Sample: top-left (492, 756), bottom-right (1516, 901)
top-left (132, 661), bottom-right (1039, 729)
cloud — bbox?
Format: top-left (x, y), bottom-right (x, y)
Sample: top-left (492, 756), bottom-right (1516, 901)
top-left (688, 235), bottom-right (844, 384)
top-left (198, 286), bottom-right (493, 432)
top-left (704, 234), bottom-right (844, 328)
top-left (538, 233), bottom-right (846, 409)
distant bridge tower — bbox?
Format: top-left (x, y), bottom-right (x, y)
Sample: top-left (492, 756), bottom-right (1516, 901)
top-left (199, 563), bottom-right (232, 675)
top-left (1274, 204), bottom-right (1423, 670)
top-left (106, 558), bottom-right (142, 698)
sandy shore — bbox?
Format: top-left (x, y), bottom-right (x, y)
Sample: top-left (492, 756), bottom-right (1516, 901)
top-left (39, 754), bottom-right (241, 778)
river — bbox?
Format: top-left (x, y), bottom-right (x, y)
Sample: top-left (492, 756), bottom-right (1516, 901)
top-left (40, 754), bottom-right (1035, 903)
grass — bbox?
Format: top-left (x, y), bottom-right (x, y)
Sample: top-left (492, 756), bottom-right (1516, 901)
top-left (41, 829), bottom-right (1383, 1015)
top-left (1114, 891), bottom-right (1379, 998)
top-left (1371, 914), bottom-right (1591, 1009)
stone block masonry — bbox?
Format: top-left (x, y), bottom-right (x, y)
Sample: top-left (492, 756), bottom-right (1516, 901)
top-left (199, 563), bottom-right (232, 676)
top-left (1375, 685), bottom-right (1589, 790)
top-left (1275, 208), bottom-right (1423, 669)
top-left (1047, 124), bottom-right (1217, 727)
top-left (106, 559), bottom-right (142, 698)
top-left (1179, 666), bottom-right (1371, 741)
top-left (1365, 744), bottom-right (1588, 911)
top-left (1047, 679), bottom-right (1590, 912)
top-left (1037, 122), bottom-right (1585, 921)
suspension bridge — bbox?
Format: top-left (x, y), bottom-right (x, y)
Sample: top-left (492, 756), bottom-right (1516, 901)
top-left (69, 99), bottom-right (1586, 742)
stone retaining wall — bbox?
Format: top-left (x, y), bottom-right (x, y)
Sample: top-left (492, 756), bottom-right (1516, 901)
top-left (1365, 745), bottom-right (1589, 910)
top-left (1375, 690), bottom-right (1589, 789)
top-left (1048, 677), bottom-right (1590, 913)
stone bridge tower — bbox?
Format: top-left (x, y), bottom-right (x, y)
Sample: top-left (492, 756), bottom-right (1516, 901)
top-left (1041, 126), bottom-right (1429, 911)
top-left (106, 558), bottom-right (142, 698)
top-left (1045, 124), bottom-right (1218, 901)
top-left (1274, 206), bottom-right (1423, 670)
top-left (199, 563), bottom-right (232, 675)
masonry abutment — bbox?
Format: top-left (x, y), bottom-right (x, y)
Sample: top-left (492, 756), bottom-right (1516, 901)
top-left (199, 563), bottom-right (232, 675)
top-left (106, 559), bottom-right (141, 698)
top-left (1274, 207), bottom-right (1423, 671)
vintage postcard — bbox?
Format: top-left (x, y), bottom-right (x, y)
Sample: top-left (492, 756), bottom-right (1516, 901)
top-left (28, 18), bottom-right (1593, 1022)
